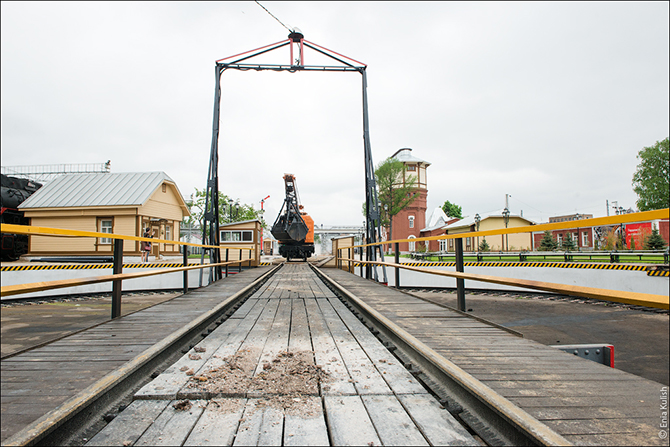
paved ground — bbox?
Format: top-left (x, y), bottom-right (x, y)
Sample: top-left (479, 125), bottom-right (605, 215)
top-left (1, 292), bottom-right (180, 358)
top-left (410, 290), bottom-right (669, 385)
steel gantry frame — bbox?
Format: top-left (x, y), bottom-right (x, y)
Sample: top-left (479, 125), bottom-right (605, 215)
top-left (202, 31), bottom-right (387, 283)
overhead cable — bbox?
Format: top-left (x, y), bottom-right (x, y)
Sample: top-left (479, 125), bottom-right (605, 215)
top-left (254, 1), bottom-right (292, 32)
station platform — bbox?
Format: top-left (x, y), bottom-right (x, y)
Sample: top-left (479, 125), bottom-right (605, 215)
top-left (324, 268), bottom-right (669, 446)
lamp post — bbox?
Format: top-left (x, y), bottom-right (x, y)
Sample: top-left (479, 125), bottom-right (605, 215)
top-left (228, 199), bottom-right (234, 221)
top-left (474, 213), bottom-right (481, 252)
top-left (502, 208), bottom-right (510, 252)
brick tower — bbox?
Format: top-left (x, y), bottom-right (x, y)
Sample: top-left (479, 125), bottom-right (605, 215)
top-left (389, 148), bottom-right (430, 253)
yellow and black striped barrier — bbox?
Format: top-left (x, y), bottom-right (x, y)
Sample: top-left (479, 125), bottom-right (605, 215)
top-left (3, 261), bottom-right (662, 273)
top-left (348, 261), bottom-right (664, 273)
top-left (2, 263), bottom-right (193, 271)
top-left (403, 261), bottom-right (650, 270)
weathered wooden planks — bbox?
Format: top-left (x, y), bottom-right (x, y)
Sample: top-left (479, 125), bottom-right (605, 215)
top-left (85, 263), bottom-right (476, 446)
top-left (0, 267), bottom-right (272, 444)
top-left (325, 268), bottom-right (669, 446)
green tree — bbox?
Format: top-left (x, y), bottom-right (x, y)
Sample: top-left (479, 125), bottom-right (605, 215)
top-left (644, 225), bottom-right (667, 250)
top-left (539, 231), bottom-right (558, 251)
top-left (561, 233), bottom-right (577, 251)
top-left (478, 238), bottom-right (491, 252)
top-left (184, 188), bottom-right (267, 230)
top-left (632, 137), bottom-right (669, 211)
top-left (375, 157), bottom-right (418, 242)
top-left (441, 200), bottom-right (463, 219)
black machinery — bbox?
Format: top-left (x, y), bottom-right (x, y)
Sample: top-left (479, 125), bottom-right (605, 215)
top-left (271, 174), bottom-right (315, 261)
top-left (1, 174), bottom-right (43, 260)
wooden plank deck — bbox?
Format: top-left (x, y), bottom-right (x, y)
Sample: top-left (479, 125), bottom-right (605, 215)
top-left (324, 268), bottom-right (668, 446)
top-left (0, 267), bottom-right (272, 444)
top-left (89, 263), bottom-right (475, 446)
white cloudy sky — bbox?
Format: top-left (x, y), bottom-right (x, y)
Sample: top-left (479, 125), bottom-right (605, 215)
top-left (2, 1), bottom-right (668, 228)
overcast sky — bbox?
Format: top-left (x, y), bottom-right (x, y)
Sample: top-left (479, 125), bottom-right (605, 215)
top-left (2, 2), bottom-right (668, 228)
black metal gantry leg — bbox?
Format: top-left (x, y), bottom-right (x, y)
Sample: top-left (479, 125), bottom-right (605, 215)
top-left (203, 64), bottom-right (224, 284)
top-left (361, 68), bottom-right (387, 284)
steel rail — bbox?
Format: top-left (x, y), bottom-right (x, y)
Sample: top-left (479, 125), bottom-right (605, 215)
top-left (338, 258), bottom-right (669, 310)
top-left (311, 264), bottom-right (572, 446)
top-left (1, 264), bottom-right (282, 447)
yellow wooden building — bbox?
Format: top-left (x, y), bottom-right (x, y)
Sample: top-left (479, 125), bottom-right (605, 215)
top-left (219, 220), bottom-right (262, 267)
top-left (19, 172), bottom-right (190, 258)
top-left (442, 211), bottom-right (535, 252)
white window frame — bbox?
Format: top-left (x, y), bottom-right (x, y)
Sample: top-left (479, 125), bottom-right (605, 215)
top-left (439, 239), bottom-right (447, 252)
top-left (582, 231), bottom-right (589, 246)
top-left (100, 219), bottom-right (113, 244)
top-left (220, 230), bottom-right (254, 243)
top-left (408, 235), bottom-right (416, 252)
top-left (557, 233), bottom-right (563, 244)
top-left (408, 215), bottom-right (415, 229)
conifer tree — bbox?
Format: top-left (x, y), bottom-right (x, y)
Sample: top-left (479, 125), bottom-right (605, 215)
top-left (479, 238), bottom-right (491, 252)
top-left (561, 233), bottom-right (577, 251)
top-left (539, 231), bottom-right (558, 251)
top-left (644, 225), bottom-right (667, 250)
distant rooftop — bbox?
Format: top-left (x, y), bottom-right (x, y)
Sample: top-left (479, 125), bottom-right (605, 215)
top-left (390, 148), bottom-right (431, 166)
top-left (19, 171), bottom-right (183, 209)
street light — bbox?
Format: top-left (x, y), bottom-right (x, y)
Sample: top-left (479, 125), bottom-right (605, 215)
top-left (260, 195), bottom-right (270, 256)
top-left (474, 213), bottom-right (481, 253)
top-left (502, 208), bottom-right (510, 252)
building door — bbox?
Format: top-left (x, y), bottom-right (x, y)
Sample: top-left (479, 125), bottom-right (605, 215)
top-left (151, 224), bottom-right (161, 258)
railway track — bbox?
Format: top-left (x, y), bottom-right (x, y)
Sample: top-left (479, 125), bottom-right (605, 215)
top-left (399, 287), bottom-right (669, 314)
top-left (3, 263), bottom-right (565, 445)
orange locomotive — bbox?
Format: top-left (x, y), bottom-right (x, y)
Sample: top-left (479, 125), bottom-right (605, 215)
top-left (270, 174), bottom-right (315, 261)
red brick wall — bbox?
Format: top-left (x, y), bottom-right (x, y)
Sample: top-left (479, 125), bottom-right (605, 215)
top-left (388, 190), bottom-right (427, 252)
top-left (533, 228), bottom-right (594, 250)
top-left (659, 219), bottom-right (669, 245)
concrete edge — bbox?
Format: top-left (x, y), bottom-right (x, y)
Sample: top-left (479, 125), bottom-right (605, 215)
top-left (1, 265), bottom-right (281, 447)
top-left (314, 266), bottom-right (572, 447)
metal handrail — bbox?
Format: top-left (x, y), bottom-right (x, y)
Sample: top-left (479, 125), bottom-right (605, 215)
top-left (359, 208), bottom-right (670, 248)
top-left (0, 224), bottom-right (259, 316)
top-left (409, 250), bottom-right (669, 263)
top-left (337, 257), bottom-right (669, 310)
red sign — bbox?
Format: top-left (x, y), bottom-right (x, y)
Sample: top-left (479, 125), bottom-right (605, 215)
top-left (625, 222), bottom-right (652, 250)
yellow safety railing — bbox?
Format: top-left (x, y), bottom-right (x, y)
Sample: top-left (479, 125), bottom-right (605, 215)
top-left (0, 224), bottom-right (262, 315)
top-left (336, 209), bottom-right (669, 310)
top-left (358, 208), bottom-right (669, 248)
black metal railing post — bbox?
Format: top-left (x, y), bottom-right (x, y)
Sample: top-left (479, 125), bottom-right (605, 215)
top-left (394, 242), bottom-right (400, 288)
top-left (225, 249), bottom-right (229, 278)
top-left (359, 246), bottom-right (363, 277)
top-left (348, 248), bottom-right (352, 273)
top-left (239, 249), bottom-right (243, 272)
top-left (111, 238), bottom-right (123, 319)
top-left (455, 238), bottom-right (466, 311)
top-left (183, 245), bottom-right (188, 294)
